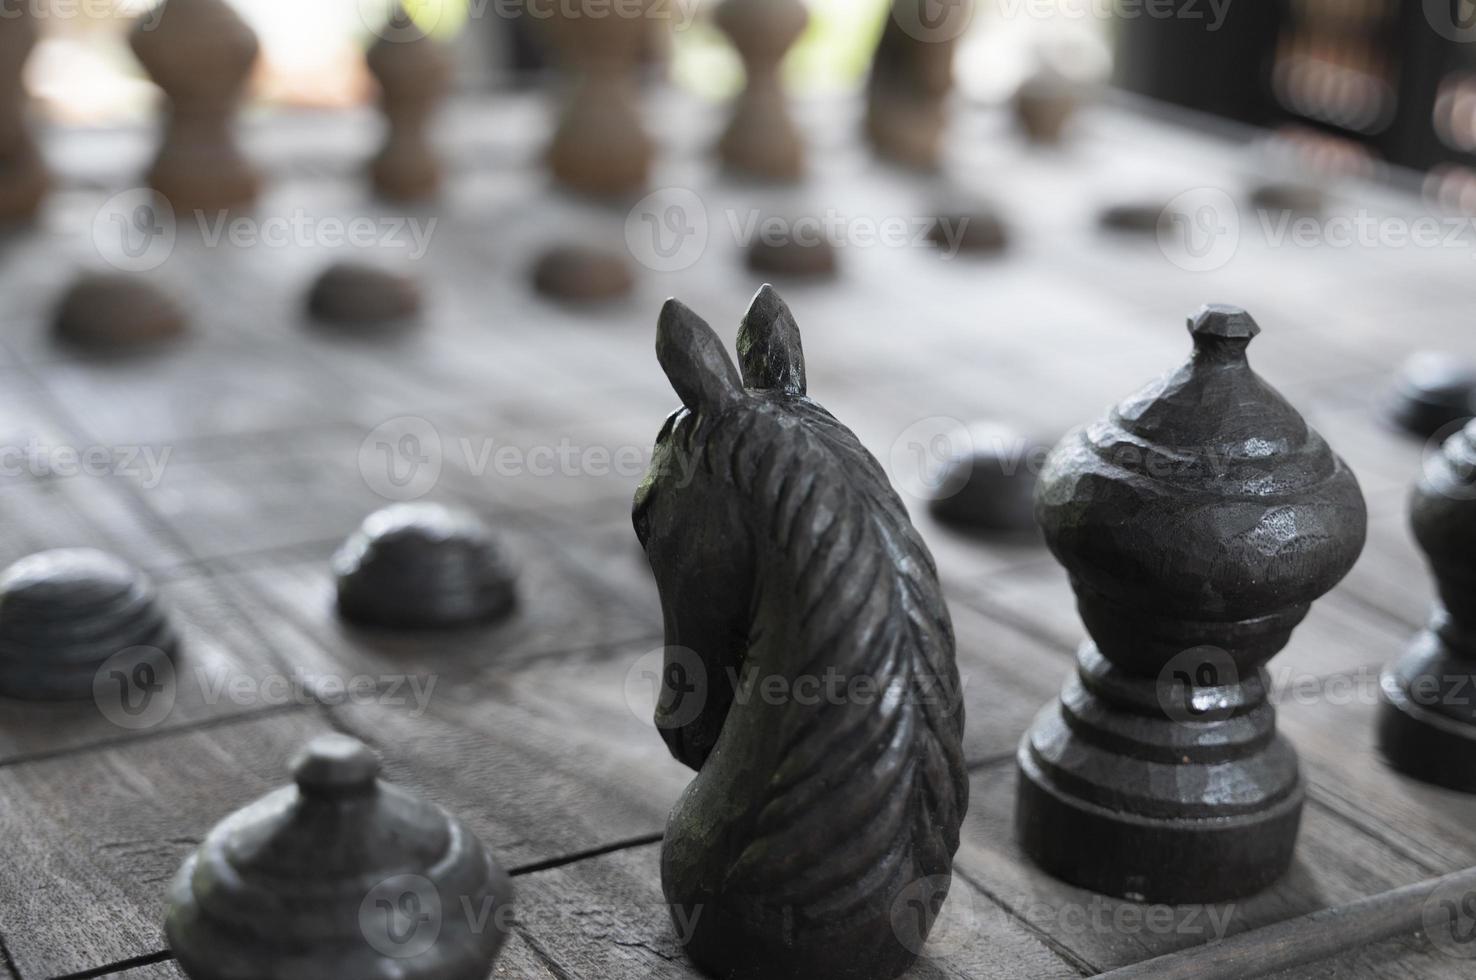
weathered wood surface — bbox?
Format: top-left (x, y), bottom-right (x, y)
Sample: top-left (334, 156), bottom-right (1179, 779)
top-left (1, 93), bottom-right (1475, 980)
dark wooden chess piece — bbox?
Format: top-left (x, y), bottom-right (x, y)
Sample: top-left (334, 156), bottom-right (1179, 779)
top-left (1018, 305), bottom-right (1367, 903)
top-left (131, 0), bottom-right (261, 213)
top-left (715, 0), bottom-right (808, 181)
top-left (1378, 421), bottom-right (1476, 791)
top-left (865, 0), bottom-right (967, 170)
top-left (545, 3), bottom-right (654, 197)
top-left (167, 734), bottom-right (514, 980)
top-left (928, 422), bottom-right (1044, 532)
top-left (532, 244), bottom-right (635, 303)
top-left (1385, 351), bottom-right (1476, 438)
top-left (633, 286), bottom-right (968, 980)
top-left (334, 503), bottom-right (517, 629)
top-left (0, 549), bottom-right (177, 701)
top-left (0, 4), bottom-right (47, 223)
top-left (366, 9), bottom-right (452, 201)
top-left (53, 273), bottom-right (188, 348)
top-left (307, 262), bottom-right (422, 325)
top-left (1013, 65), bottom-right (1078, 145)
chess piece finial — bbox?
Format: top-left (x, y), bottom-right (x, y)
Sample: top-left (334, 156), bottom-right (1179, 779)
top-left (0, 5), bottom-right (47, 223)
top-left (131, 0), bottom-right (261, 213)
top-left (333, 503), bottom-right (517, 629)
top-left (633, 286), bottom-right (968, 980)
top-left (367, 9), bottom-right (452, 200)
top-left (1378, 421), bottom-right (1476, 790)
top-left (865, 0), bottom-right (969, 170)
top-left (0, 549), bottom-right (178, 701)
top-left (545, 3), bottom-right (655, 197)
top-left (1018, 305), bottom-right (1367, 903)
top-left (715, 0), bottom-right (808, 181)
top-left (166, 734), bottom-right (514, 980)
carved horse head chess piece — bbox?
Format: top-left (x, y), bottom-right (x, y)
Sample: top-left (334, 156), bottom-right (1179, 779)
top-left (633, 286), bottom-right (969, 980)
top-left (0, 4), bottom-right (47, 223)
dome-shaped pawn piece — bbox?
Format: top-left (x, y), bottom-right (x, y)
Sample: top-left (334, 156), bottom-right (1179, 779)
top-left (927, 422), bottom-right (1045, 532)
top-left (334, 503), bottom-right (517, 629)
top-left (307, 261), bottom-right (422, 326)
top-left (130, 0), bottom-right (261, 212)
top-left (532, 243), bottom-right (635, 303)
top-left (0, 4), bottom-right (48, 223)
top-left (1018, 304), bottom-right (1367, 903)
top-left (0, 549), bottom-right (178, 701)
top-left (716, 0), bottom-right (809, 180)
top-left (1384, 351), bottom-right (1476, 438)
top-left (53, 273), bottom-right (188, 348)
top-left (166, 734), bottom-right (514, 980)
top-left (1378, 420), bottom-right (1476, 791)
top-left (367, 9), bottom-right (452, 200)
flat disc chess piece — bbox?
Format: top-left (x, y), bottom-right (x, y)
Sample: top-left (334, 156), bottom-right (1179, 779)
top-left (532, 244), bottom-right (635, 302)
top-left (745, 217), bottom-right (837, 279)
top-left (1018, 305), bottom-right (1367, 903)
top-left (1384, 351), bottom-right (1476, 437)
top-left (633, 286), bottom-right (968, 980)
top-left (928, 422), bottom-right (1044, 532)
top-left (53, 273), bottom-right (188, 348)
top-left (545, 4), bottom-right (654, 197)
top-left (1013, 65), bottom-right (1078, 145)
top-left (367, 10), bottom-right (452, 200)
top-left (928, 198), bottom-right (1008, 255)
top-left (307, 262), bottom-right (422, 325)
top-left (334, 503), bottom-right (517, 629)
top-left (1378, 421), bottom-right (1476, 791)
top-left (1249, 182), bottom-right (1324, 218)
top-left (1098, 199), bottom-right (1173, 233)
top-left (167, 734), bottom-right (514, 980)
top-left (0, 549), bottom-right (178, 701)
top-left (0, 5), bottom-right (47, 223)
top-left (865, 0), bottom-right (967, 169)
top-left (715, 0), bottom-right (808, 181)
top-left (131, 0), bottom-right (261, 212)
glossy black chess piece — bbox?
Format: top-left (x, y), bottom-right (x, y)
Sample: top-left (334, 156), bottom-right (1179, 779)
top-left (334, 504), bottom-right (517, 629)
top-left (0, 549), bottom-right (178, 701)
top-left (633, 286), bottom-right (969, 980)
top-left (1384, 351), bottom-right (1476, 438)
top-left (927, 421), bottom-right (1044, 533)
top-left (167, 734), bottom-right (513, 980)
top-left (1378, 421), bottom-right (1476, 791)
top-left (1018, 305), bottom-right (1367, 903)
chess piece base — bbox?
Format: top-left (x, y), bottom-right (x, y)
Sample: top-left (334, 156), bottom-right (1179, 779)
top-left (1015, 646), bottom-right (1304, 904)
top-left (370, 151), bottom-right (441, 201)
top-left (1378, 660), bottom-right (1476, 793)
top-left (865, 95), bottom-right (945, 171)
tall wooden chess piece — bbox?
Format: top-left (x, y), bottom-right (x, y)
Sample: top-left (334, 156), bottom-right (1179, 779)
top-left (545, 3), bottom-right (654, 197)
top-left (634, 286), bottom-right (968, 980)
top-left (131, 0), bottom-right (261, 213)
top-left (1379, 421), bottom-right (1476, 791)
top-left (865, 0), bottom-right (969, 170)
top-left (715, 0), bottom-right (808, 181)
top-left (0, 4), bottom-right (47, 223)
top-left (1018, 306), bottom-right (1367, 903)
top-left (367, 10), bottom-right (452, 200)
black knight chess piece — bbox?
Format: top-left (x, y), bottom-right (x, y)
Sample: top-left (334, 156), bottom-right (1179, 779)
top-left (632, 286), bottom-right (969, 980)
top-left (1018, 305), bottom-right (1367, 903)
top-left (1378, 421), bottom-right (1476, 791)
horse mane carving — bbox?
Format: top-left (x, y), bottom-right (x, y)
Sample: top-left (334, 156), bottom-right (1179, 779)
top-left (634, 286), bottom-right (968, 980)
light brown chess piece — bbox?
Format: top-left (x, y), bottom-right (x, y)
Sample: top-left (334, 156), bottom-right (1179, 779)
top-left (1013, 64), bottom-right (1078, 145)
top-left (865, 0), bottom-right (969, 170)
top-left (715, 0), bottom-right (807, 181)
top-left (544, 2), bottom-right (654, 197)
top-left (0, 6), bottom-right (48, 223)
top-left (131, 0), bottom-right (261, 213)
top-left (366, 10), bottom-right (452, 200)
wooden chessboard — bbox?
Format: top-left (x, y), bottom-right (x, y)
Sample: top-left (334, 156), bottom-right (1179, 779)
top-left (2, 92), bottom-right (1474, 980)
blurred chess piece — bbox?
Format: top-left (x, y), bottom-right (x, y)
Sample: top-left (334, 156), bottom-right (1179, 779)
top-left (1013, 63), bottom-right (1078, 145)
top-left (715, 0), bottom-right (808, 181)
top-left (131, 0), bottom-right (261, 213)
top-left (545, 2), bottom-right (654, 197)
top-left (865, 0), bottom-right (968, 170)
top-left (367, 9), bottom-right (452, 200)
top-left (0, 5), bottom-right (47, 223)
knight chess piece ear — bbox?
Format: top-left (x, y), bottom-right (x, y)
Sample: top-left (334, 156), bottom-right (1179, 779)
top-left (1017, 305), bottom-right (1368, 903)
top-left (633, 286), bottom-right (969, 980)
